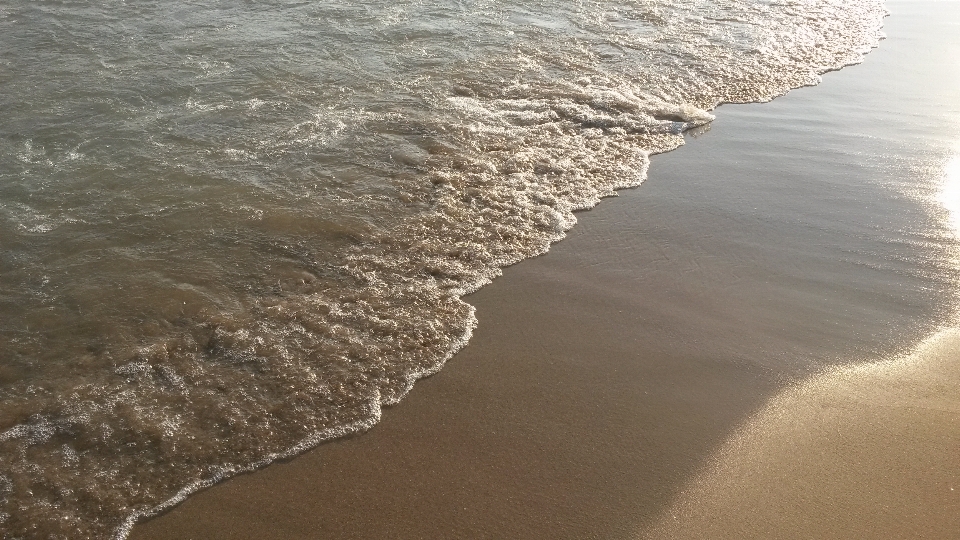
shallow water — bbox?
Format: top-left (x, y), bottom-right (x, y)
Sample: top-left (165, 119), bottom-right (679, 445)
top-left (0, 1), bottom-right (890, 537)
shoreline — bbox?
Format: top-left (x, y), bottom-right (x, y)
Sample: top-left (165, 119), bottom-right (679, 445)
top-left (131, 3), bottom-right (960, 538)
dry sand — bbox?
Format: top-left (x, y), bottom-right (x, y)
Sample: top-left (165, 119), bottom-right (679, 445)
top-left (132, 3), bottom-right (960, 539)
top-left (646, 327), bottom-right (960, 540)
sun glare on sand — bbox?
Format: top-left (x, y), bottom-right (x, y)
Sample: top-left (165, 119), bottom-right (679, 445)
top-left (939, 154), bottom-right (960, 234)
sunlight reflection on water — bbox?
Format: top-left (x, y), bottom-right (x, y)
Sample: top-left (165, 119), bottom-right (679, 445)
top-left (939, 155), bottom-right (960, 234)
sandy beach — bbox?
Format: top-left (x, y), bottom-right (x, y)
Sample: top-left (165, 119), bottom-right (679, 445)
top-left (131, 3), bottom-right (960, 539)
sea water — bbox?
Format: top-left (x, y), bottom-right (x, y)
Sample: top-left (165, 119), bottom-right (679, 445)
top-left (0, 1), bottom-right (886, 537)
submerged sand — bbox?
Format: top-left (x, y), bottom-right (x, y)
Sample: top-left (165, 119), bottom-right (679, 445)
top-left (132, 3), bottom-right (960, 539)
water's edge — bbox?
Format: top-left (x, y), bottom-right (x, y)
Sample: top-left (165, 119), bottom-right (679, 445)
top-left (118, 29), bottom-right (887, 539)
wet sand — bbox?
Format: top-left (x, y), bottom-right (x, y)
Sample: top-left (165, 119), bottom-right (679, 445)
top-left (132, 3), bottom-right (960, 539)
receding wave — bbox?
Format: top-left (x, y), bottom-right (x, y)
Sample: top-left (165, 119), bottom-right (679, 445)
top-left (0, 1), bottom-right (885, 537)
